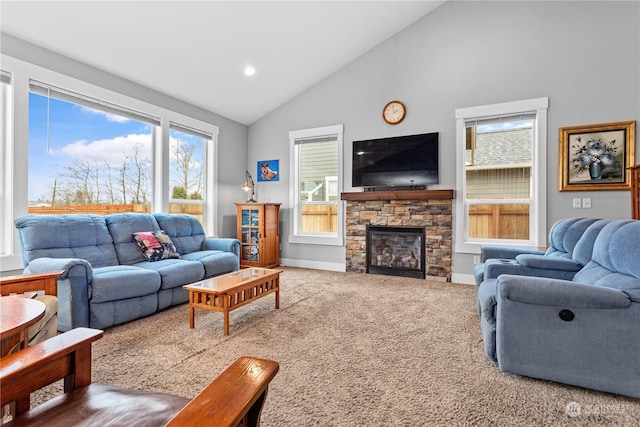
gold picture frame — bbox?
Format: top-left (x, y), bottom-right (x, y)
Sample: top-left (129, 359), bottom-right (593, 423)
top-left (559, 120), bottom-right (636, 191)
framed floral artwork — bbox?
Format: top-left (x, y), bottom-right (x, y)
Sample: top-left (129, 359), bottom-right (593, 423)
top-left (559, 120), bottom-right (636, 191)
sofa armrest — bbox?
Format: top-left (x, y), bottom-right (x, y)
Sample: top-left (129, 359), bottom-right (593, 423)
top-left (25, 258), bottom-right (94, 331)
top-left (202, 238), bottom-right (240, 254)
top-left (514, 254), bottom-right (582, 272)
top-left (497, 275), bottom-right (631, 309)
top-left (203, 238), bottom-right (241, 270)
top-left (480, 246), bottom-right (544, 262)
top-left (25, 257), bottom-right (94, 282)
top-left (166, 356), bottom-right (279, 427)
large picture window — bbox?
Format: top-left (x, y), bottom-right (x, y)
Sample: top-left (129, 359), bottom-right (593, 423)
top-left (455, 98), bottom-right (548, 253)
top-left (28, 81), bottom-right (158, 214)
top-left (289, 124), bottom-right (343, 246)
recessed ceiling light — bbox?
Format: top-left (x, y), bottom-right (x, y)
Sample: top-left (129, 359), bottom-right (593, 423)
top-left (244, 66), bottom-right (256, 77)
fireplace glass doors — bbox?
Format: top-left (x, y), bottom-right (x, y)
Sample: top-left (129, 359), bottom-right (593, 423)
top-left (366, 226), bottom-right (426, 279)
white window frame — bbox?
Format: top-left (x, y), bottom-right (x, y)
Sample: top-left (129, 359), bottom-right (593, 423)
top-left (454, 97), bottom-right (548, 254)
top-left (0, 71), bottom-right (13, 257)
top-left (0, 54), bottom-right (220, 272)
top-left (289, 124), bottom-right (344, 246)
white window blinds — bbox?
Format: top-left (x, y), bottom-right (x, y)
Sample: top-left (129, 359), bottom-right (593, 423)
top-left (0, 70), bottom-right (11, 85)
top-left (29, 80), bottom-right (160, 126)
top-left (169, 122), bottom-right (212, 140)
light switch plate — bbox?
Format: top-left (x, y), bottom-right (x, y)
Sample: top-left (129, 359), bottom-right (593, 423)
top-left (582, 198), bottom-right (592, 208)
top-left (572, 198), bottom-right (582, 208)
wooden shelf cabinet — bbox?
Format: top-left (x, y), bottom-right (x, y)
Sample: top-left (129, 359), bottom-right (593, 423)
top-left (235, 202), bottom-right (281, 269)
top-left (631, 165), bottom-right (640, 220)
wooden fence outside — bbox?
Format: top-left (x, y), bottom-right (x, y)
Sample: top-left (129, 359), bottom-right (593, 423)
top-left (27, 204), bottom-right (148, 216)
top-left (27, 203), bottom-right (204, 224)
top-left (468, 204), bottom-right (530, 240)
top-left (301, 204), bottom-right (338, 233)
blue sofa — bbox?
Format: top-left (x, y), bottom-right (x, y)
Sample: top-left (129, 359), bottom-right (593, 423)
top-left (14, 213), bottom-right (240, 331)
top-left (479, 219), bottom-right (640, 398)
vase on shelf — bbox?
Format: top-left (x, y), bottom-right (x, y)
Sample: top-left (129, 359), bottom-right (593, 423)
top-left (589, 162), bottom-right (602, 180)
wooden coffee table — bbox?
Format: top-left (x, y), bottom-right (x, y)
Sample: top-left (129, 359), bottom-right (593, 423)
top-left (183, 268), bottom-right (282, 336)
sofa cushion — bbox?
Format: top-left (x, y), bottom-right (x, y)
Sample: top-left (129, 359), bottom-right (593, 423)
top-left (181, 251), bottom-right (239, 278)
top-left (132, 231), bottom-right (181, 262)
top-left (153, 213), bottom-right (206, 254)
top-left (14, 215), bottom-right (119, 268)
top-left (91, 266), bottom-right (161, 303)
top-left (573, 220), bottom-right (640, 301)
top-left (106, 213), bottom-right (161, 265)
top-left (134, 259), bottom-right (204, 290)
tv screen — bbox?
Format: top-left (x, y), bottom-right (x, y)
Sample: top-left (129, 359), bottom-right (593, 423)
top-left (352, 132), bottom-right (439, 188)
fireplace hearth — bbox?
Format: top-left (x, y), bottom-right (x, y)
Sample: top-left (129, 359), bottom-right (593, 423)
top-left (367, 226), bottom-right (426, 279)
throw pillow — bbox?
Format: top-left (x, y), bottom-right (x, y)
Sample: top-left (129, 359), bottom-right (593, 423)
top-left (132, 230), bottom-right (181, 262)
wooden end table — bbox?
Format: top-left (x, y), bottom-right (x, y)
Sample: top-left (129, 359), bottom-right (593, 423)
top-left (183, 268), bottom-right (282, 336)
top-left (1, 296), bottom-right (46, 356)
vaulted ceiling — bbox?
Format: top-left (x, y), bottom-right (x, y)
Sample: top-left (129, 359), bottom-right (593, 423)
top-left (1, 1), bottom-right (446, 125)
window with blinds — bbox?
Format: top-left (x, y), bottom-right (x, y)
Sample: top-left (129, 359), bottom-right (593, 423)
top-left (27, 80), bottom-right (157, 212)
top-left (289, 125), bottom-right (344, 246)
top-left (465, 114), bottom-right (534, 241)
top-left (455, 97), bottom-right (549, 252)
top-left (168, 122), bottom-right (212, 223)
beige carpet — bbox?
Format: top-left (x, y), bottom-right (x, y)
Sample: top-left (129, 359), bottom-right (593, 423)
top-left (38, 268), bottom-right (639, 426)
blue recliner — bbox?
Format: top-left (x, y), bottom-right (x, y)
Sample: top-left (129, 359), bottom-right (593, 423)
top-left (474, 217), bottom-right (602, 287)
top-left (492, 220), bottom-right (640, 398)
top-left (477, 218), bottom-right (610, 360)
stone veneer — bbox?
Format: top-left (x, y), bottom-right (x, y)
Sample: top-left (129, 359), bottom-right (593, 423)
top-left (345, 198), bottom-right (453, 282)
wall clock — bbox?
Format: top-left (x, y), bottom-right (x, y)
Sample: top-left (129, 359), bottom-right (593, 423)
top-left (383, 100), bottom-right (406, 125)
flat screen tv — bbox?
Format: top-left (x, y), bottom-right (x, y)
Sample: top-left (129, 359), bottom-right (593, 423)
top-left (352, 132), bottom-right (439, 188)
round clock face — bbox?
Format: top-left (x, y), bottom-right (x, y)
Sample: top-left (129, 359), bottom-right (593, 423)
top-left (383, 100), bottom-right (406, 125)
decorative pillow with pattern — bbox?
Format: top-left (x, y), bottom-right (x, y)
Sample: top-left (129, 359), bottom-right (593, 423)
top-left (132, 230), bottom-right (181, 262)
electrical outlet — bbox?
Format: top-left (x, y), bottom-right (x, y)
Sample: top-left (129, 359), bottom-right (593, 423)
top-left (572, 198), bottom-right (582, 208)
top-left (473, 255), bottom-right (480, 264)
top-left (582, 198), bottom-right (592, 208)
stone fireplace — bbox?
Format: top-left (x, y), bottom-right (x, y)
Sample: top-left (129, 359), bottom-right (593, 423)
top-left (342, 189), bottom-right (453, 282)
top-left (367, 225), bottom-right (426, 279)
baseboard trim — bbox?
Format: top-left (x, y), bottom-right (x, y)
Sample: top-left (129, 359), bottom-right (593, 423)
top-left (279, 258), bottom-right (346, 272)
top-left (452, 273), bottom-right (475, 285)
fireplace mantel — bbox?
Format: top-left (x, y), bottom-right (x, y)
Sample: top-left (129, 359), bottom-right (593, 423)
top-left (340, 189), bottom-right (454, 201)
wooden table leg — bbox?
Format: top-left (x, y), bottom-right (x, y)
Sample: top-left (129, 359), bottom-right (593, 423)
top-left (223, 310), bottom-right (229, 336)
top-left (275, 289), bottom-right (280, 309)
top-left (189, 304), bottom-right (195, 329)
top-left (223, 294), bottom-right (229, 336)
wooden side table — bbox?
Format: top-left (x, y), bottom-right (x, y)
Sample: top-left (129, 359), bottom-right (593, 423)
top-left (0, 297), bottom-right (46, 356)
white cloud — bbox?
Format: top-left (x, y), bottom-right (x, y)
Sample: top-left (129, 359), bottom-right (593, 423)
top-left (59, 133), bottom-right (152, 163)
top-left (79, 106), bottom-right (130, 123)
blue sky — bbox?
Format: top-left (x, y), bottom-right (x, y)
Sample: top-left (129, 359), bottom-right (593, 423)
top-left (28, 93), bottom-right (203, 203)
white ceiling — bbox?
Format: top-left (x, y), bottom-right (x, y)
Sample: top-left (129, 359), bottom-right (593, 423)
top-left (0, 1), bottom-right (445, 125)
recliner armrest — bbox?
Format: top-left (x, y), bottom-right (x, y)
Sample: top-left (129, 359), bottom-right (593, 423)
top-left (0, 328), bottom-right (104, 413)
top-left (480, 246), bottom-right (544, 262)
top-left (497, 275), bottom-right (632, 309)
top-left (514, 254), bottom-right (582, 271)
top-left (166, 356), bottom-right (279, 427)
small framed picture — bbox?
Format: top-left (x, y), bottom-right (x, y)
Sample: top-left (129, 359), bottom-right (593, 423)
top-left (559, 121), bottom-right (635, 191)
top-left (257, 159), bottom-right (279, 182)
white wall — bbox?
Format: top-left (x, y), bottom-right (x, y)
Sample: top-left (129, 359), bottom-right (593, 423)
top-left (248, 1), bottom-right (640, 281)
